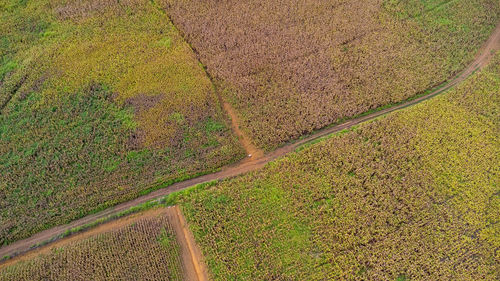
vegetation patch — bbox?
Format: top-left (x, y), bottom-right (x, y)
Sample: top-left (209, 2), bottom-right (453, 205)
top-left (162, 0), bottom-right (500, 150)
top-left (175, 54), bottom-right (500, 280)
top-left (0, 0), bottom-right (244, 245)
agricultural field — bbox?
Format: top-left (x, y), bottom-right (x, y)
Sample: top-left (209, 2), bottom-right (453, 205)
top-left (0, 208), bottom-right (186, 281)
top-left (162, 0), bottom-right (500, 150)
top-left (1, 0), bottom-right (500, 280)
top-left (0, 0), bottom-right (244, 245)
top-left (176, 53), bottom-right (500, 280)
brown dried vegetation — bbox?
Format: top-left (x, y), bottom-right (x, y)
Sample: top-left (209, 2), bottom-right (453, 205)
top-left (161, 0), bottom-right (500, 149)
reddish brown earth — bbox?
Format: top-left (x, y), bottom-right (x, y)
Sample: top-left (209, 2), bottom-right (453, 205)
top-left (1, 22), bottom-right (499, 267)
top-left (223, 101), bottom-right (264, 160)
top-left (168, 206), bottom-right (209, 281)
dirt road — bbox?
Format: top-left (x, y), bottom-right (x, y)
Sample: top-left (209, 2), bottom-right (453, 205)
top-left (223, 101), bottom-right (264, 160)
top-left (1, 22), bottom-right (499, 265)
top-left (168, 206), bottom-right (209, 281)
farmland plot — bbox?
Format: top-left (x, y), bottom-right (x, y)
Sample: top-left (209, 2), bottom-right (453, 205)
top-left (0, 208), bottom-right (185, 281)
top-left (162, 0), bottom-right (500, 150)
top-left (0, 0), bottom-right (244, 245)
top-left (177, 54), bottom-right (500, 280)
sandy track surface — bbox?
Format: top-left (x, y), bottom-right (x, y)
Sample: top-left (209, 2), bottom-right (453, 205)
top-left (1, 22), bottom-right (499, 266)
top-left (167, 206), bottom-right (209, 281)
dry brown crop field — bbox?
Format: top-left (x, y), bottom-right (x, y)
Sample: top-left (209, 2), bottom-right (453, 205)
top-left (161, 0), bottom-right (500, 150)
top-left (0, 0), bottom-right (244, 245)
top-left (0, 208), bottom-right (185, 281)
top-left (177, 53), bottom-right (500, 280)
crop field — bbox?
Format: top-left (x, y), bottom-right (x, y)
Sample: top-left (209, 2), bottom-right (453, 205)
top-left (0, 0), bottom-right (244, 245)
top-left (0, 208), bottom-right (185, 280)
top-left (1, 0), bottom-right (499, 280)
top-left (176, 54), bottom-right (500, 280)
top-left (162, 0), bottom-right (500, 150)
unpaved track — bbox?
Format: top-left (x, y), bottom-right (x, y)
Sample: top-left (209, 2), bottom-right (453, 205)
top-left (223, 101), bottom-right (264, 160)
top-left (168, 206), bottom-right (209, 281)
top-left (1, 22), bottom-right (499, 265)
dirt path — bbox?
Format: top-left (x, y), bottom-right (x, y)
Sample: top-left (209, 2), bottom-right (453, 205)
top-left (168, 206), bottom-right (209, 281)
top-left (1, 22), bottom-right (499, 266)
top-left (223, 101), bottom-right (264, 160)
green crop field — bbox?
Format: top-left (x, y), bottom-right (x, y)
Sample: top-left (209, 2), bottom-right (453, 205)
top-left (0, 0), bottom-right (244, 245)
top-left (163, 0), bottom-right (500, 150)
top-left (0, 209), bottom-right (184, 280)
top-left (175, 53), bottom-right (500, 280)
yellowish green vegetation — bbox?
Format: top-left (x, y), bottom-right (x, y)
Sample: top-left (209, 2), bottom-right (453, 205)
top-left (176, 54), bottom-right (500, 280)
top-left (0, 0), bottom-right (244, 245)
top-left (0, 209), bottom-right (184, 280)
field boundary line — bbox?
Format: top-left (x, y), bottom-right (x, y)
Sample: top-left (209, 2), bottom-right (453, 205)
top-left (151, 0), bottom-right (263, 159)
top-left (171, 206), bottom-right (208, 281)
